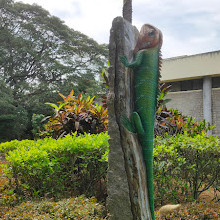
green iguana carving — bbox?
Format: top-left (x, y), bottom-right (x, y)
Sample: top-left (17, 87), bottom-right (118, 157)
top-left (120, 24), bottom-right (163, 220)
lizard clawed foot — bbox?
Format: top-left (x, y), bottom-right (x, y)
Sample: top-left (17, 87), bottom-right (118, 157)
top-left (120, 55), bottom-right (129, 66)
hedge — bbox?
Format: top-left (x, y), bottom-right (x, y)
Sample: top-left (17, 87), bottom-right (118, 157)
top-left (1, 132), bottom-right (109, 200)
top-left (154, 133), bottom-right (220, 206)
top-left (1, 132), bottom-right (219, 206)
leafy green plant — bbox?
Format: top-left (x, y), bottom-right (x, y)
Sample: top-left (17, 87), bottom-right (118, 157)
top-left (154, 133), bottom-right (220, 206)
top-left (0, 79), bottom-right (29, 142)
top-left (101, 60), bottom-right (110, 88)
top-left (2, 132), bottom-right (109, 200)
top-left (2, 131), bottom-right (219, 210)
top-left (167, 109), bottom-right (215, 136)
top-left (183, 116), bottom-right (215, 137)
top-left (0, 139), bottom-right (36, 155)
top-left (155, 83), bottom-right (174, 136)
top-left (41, 90), bottom-right (108, 139)
top-left (31, 114), bottom-right (45, 139)
top-left (157, 83), bottom-right (172, 109)
top-left (156, 106), bottom-right (214, 137)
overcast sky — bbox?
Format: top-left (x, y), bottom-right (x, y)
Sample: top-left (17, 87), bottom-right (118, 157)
top-left (15, 0), bottom-right (220, 58)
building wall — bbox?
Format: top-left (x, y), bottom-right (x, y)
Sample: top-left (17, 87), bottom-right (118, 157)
top-left (166, 90), bottom-right (203, 121)
top-left (212, 88), bottom-right (220, 136)
top-left (161, 50), bottom-right (220, 136)
top-left (161, 50), bottom-right (220, 82)
top-left (166, 88), bottom-right (220, 136)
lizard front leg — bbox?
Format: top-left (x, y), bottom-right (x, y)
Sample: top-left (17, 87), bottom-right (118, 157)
top-left (120, 50), bottom-right (144, 68)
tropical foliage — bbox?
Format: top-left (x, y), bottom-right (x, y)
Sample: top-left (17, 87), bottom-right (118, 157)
top-left (155, 83), bottom-right (172, 136)
top-left (155, 83), bottom-right (214, 137)
top-left (40, 90), bottom-right (108, 138)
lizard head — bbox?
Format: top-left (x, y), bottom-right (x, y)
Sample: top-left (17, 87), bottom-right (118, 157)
top-left (134, 24), bottom-right (163, 53)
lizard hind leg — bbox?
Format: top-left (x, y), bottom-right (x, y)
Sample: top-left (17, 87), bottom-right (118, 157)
top-left (131, 112), bottom-right (145, 135)
top-left (121, 111), bottom-right (145, 135)
top-left (121, 112), bottom-right (136, 133)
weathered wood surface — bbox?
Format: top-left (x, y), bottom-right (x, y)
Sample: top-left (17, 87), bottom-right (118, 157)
top-left (123, 0), bottom-right (132, 23)
top-left (107, 17), bottom-right (152, 220)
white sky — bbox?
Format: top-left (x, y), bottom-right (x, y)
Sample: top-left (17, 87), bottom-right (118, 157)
top-left (15, 0), bottom-right (220, 58)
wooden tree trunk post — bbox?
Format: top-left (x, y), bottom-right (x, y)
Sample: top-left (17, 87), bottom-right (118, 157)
top-left (123, 0), bottom-right (132, 23)
top-left (107, 17), bottom-right (152, 220)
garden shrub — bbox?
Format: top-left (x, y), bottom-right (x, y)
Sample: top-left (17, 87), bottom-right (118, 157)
top-left (2, 195), bottom-right (108, 220)
top-left (157, 108), bottom-right (214, 137)
top-left (40, 90), bottom-right (108, 139)
top-left (155, 83), bottom-right (173, 136)
top-left (154, 82), bottom-right (214, 137)
top-left (1, 132), bottom-right (109, 200)
top-left (0, 139), bottom-right (36, 155)
top-left (154, 133), bottom-right (220, 206)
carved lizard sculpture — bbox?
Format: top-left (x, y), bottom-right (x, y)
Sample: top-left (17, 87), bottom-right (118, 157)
top-left (120, 24), bottom-right (163, 220)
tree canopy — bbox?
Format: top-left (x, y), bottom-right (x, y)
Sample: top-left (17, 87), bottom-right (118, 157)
top-left (0, 79), bottom-right (28, 141)
top-left (0, 0), bottom-right (108, 141)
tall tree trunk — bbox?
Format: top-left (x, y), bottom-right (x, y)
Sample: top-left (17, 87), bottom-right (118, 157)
top-left (123, 0), bottom-right (132, 23)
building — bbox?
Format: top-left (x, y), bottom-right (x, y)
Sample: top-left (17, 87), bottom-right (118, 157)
top-left (161, 50), bottom-right (220, 136)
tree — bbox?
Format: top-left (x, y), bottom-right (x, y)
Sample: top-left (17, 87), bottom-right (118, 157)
top-left (0, 0), bottom-right (108, 102)
top-left (0, 0), bottom-right (108, 139)
top-left (0, 79), bottom-right (28, 141)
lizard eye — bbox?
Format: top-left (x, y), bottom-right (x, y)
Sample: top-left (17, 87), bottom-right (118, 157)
top-left (148, 30), bottom-right (155, 37)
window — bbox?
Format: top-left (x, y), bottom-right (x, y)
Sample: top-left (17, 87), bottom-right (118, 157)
top-left (212, 77), bottom-right (220, 88)
top-left (169, 79), bottom-right (203, 92)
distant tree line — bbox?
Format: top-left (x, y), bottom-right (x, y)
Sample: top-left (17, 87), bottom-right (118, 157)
top-left (0, 0), bottom-right (108, 141)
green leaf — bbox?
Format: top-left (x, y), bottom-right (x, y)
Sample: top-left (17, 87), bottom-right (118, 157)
top-left (45, 102), bottom-right (60, 110)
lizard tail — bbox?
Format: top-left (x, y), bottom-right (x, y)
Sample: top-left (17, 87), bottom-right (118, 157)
top-left (142, 140), bottom-right (155, 220)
